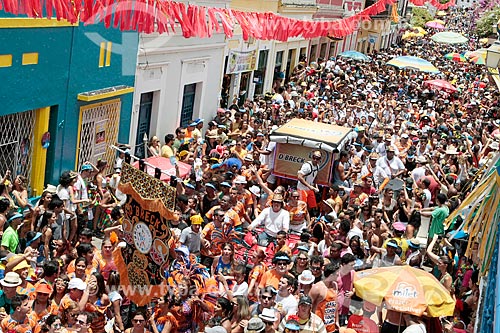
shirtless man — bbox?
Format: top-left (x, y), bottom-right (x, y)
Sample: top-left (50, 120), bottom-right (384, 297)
top-left (309, 263), bottom-right (340, 333)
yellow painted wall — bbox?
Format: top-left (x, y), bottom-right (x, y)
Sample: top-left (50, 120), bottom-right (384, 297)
top-left (358, 18), bottom-right (391, 51)
top-left (30, 107), bottom-right (50, 196)
top-left (231, 0), bottom-right (279, 12)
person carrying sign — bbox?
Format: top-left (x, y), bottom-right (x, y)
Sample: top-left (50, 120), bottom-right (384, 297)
top-left (297, 150), bottom-right (322, 210)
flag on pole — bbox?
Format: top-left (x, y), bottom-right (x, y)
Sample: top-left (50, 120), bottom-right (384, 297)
top-left (391, 4), bottom-right (399, 23)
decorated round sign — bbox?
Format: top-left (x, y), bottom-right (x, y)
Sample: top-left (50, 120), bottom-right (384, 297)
top-left (133, 222), bottom-right (153, 254)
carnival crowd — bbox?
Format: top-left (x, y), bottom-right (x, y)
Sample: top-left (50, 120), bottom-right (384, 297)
top-left (0, 6), bottom-right (497, 333)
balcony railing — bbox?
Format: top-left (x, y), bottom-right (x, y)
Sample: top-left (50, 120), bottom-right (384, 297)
top-left (363, 0), bottom-right (390, 17)
top-left (280, 0), bottom-right (317, 7)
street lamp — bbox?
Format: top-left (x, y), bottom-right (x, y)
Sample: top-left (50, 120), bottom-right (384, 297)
top-left (487, 19), bottom-right (500, 68)
top-left (486, 41), bottom-right (500, 68)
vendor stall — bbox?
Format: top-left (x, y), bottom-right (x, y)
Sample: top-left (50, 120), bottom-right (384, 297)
top-left (270, 118), bottom-right (353, 185)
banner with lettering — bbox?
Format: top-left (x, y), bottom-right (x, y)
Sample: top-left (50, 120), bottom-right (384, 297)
top-left (114, 162), bottom-right (177, 306)
top-left (273, 144), bottom-right (332, 186)
top-left (226, 50), bottom-right (258, 74)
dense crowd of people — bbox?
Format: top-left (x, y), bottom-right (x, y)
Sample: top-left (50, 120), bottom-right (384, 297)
top-left (0, 5), bottom-right (497, 333)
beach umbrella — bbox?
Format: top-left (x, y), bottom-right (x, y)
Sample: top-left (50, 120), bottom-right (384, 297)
top-left (354, 265), bottom-right (455, 317)
top-left (402, 31), bottom-right (424, 40)
top-left (468, 48), bottom-right (487, 65)
top-left (428, 19), bottom-right (445, 25)
top-left (426, 21), bottom-right (445, 29)
top-left (411, 26), bottom-right (427, 35)
top-left (444, 53), bottom-right (466, 62)
top-left (469, 55), bottom-right (486, 65)
top-left (479, 37), bottom-right (489, 45)
top-left (338, 50), bottom-right (371, 61)
top-left (386, 56), bottom-right (440, 73)
top-left (424, 79), bottom-right (457, 93)
top-left (463, 51), bottom-right (474, 58)
top-left (431, 32), bottom-right (468, 44)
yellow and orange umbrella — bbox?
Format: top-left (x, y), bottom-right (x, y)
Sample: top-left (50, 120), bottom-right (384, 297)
top-left (428, 19), bottom-right (445, 25)
top-left (354, 266), bottom-right (455, 317)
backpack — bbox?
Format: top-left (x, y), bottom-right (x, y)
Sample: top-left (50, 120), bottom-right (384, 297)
top-left (303, 161), bottom-right (319, 177)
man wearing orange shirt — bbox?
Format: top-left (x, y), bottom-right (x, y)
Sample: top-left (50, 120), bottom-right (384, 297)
top-left (259, 252), bottom-right (291, 291)
top-left (1, 294), bottom-right (40, 333)
top-left (205, 196), bottom-right (241, 231)
top-left (274, 231), bottom-right (292, 257)
top-left (201, 208), bottom-right (225, 267)
top-left (229, 187), bottom-right (252, 225)
top-left (66, 243), bottom-right (98, 277)
top-left (234, 176), bottom-right (254, 215)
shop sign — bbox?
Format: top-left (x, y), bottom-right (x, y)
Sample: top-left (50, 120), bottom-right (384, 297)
top-left (226, 49), bottom-right (258, 74)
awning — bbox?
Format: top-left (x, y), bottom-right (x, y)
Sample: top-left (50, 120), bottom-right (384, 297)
top-left (270, 118), bottom-right (353, 153)
top-left (77, 85), bottom-right (134, 102)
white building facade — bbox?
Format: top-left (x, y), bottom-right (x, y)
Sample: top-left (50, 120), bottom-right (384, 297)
top-left (129, 1), bottom-right (229, 157)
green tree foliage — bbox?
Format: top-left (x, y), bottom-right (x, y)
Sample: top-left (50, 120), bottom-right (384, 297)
top-left (410, 7), bottom-right (433, 27)
top-left (476, 6), bottom-right (500, 37)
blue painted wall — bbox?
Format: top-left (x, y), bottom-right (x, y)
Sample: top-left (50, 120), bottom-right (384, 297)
top-left (0, 18), bottom-right (138, 185)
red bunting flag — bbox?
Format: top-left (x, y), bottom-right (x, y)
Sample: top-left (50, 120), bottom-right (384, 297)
top-left (0, 0), bottom-right (455, 39)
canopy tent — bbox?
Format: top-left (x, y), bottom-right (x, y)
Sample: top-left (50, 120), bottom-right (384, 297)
top-left (445, 153), bottom-right (500, 333)
top-left (270, 119), bottom-right (353, 185)
top-left (271, 118), bottom-right (353, 153)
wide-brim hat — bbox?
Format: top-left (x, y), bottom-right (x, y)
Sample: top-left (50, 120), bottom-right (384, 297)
top-left (13, 260), bottom-right (30, 272)
top-left (393, 222), bottom-right (406, 232)
top-left (271, 193), bottom-right (284, 203)
top-left (258, 308), bottom-right (277, 322)
top-left (35, 283), bottom-right (53, 294)
top-left (416, 156), bottom-right (428, 164)
top-left (298, 270), bottom-right (315, 285)
top-left (206, 129), bottom-right (219, 139)
top-left (244, 317), bottom-right (265, 333)
top-left (0, 272), bottom-right (22, 287)
top-left (408, 238), bottom-right (421, 249)
top-left (44, 184), bottom-right (57, 194)
top-left (322, 198), bottom-right (335, 211)
top-left (249, 185), bottom-right (261, 197)
top-left (445, 146), bottom-right (459, 155)
top-left (234, 176), bottom-right (247, 184)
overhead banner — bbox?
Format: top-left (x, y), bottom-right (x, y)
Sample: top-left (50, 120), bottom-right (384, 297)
top-left (273, 144), bottom-right (332, 186)
top-left (114, 162), bottom-right (177, 306)
top-left (226, 50), bottom-right (258, 74)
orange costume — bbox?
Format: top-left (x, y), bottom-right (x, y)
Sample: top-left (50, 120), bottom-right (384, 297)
top-left (153, 308), bottom-right (179, 333)
top-left (206, 206), bottom-right (241, 228)
top-left (286, 200), bottom-right (308, 233)
top-left (258, 269), bottom-right (282, 290)
top-left (31, 302), bottom-right (59, 323)
top-left (315, 289), bottom-right (339, 333)
top-left (1, 315), bottom-right (40, 333)
top-left (247, 263), bottom-right (268, 303)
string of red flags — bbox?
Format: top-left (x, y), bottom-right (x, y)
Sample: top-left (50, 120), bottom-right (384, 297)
top-left (0, 0), bottom-right (456, 41)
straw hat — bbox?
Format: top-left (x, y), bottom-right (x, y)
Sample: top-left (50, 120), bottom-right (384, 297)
top-left (271, 193), bottom-right (284, 203)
